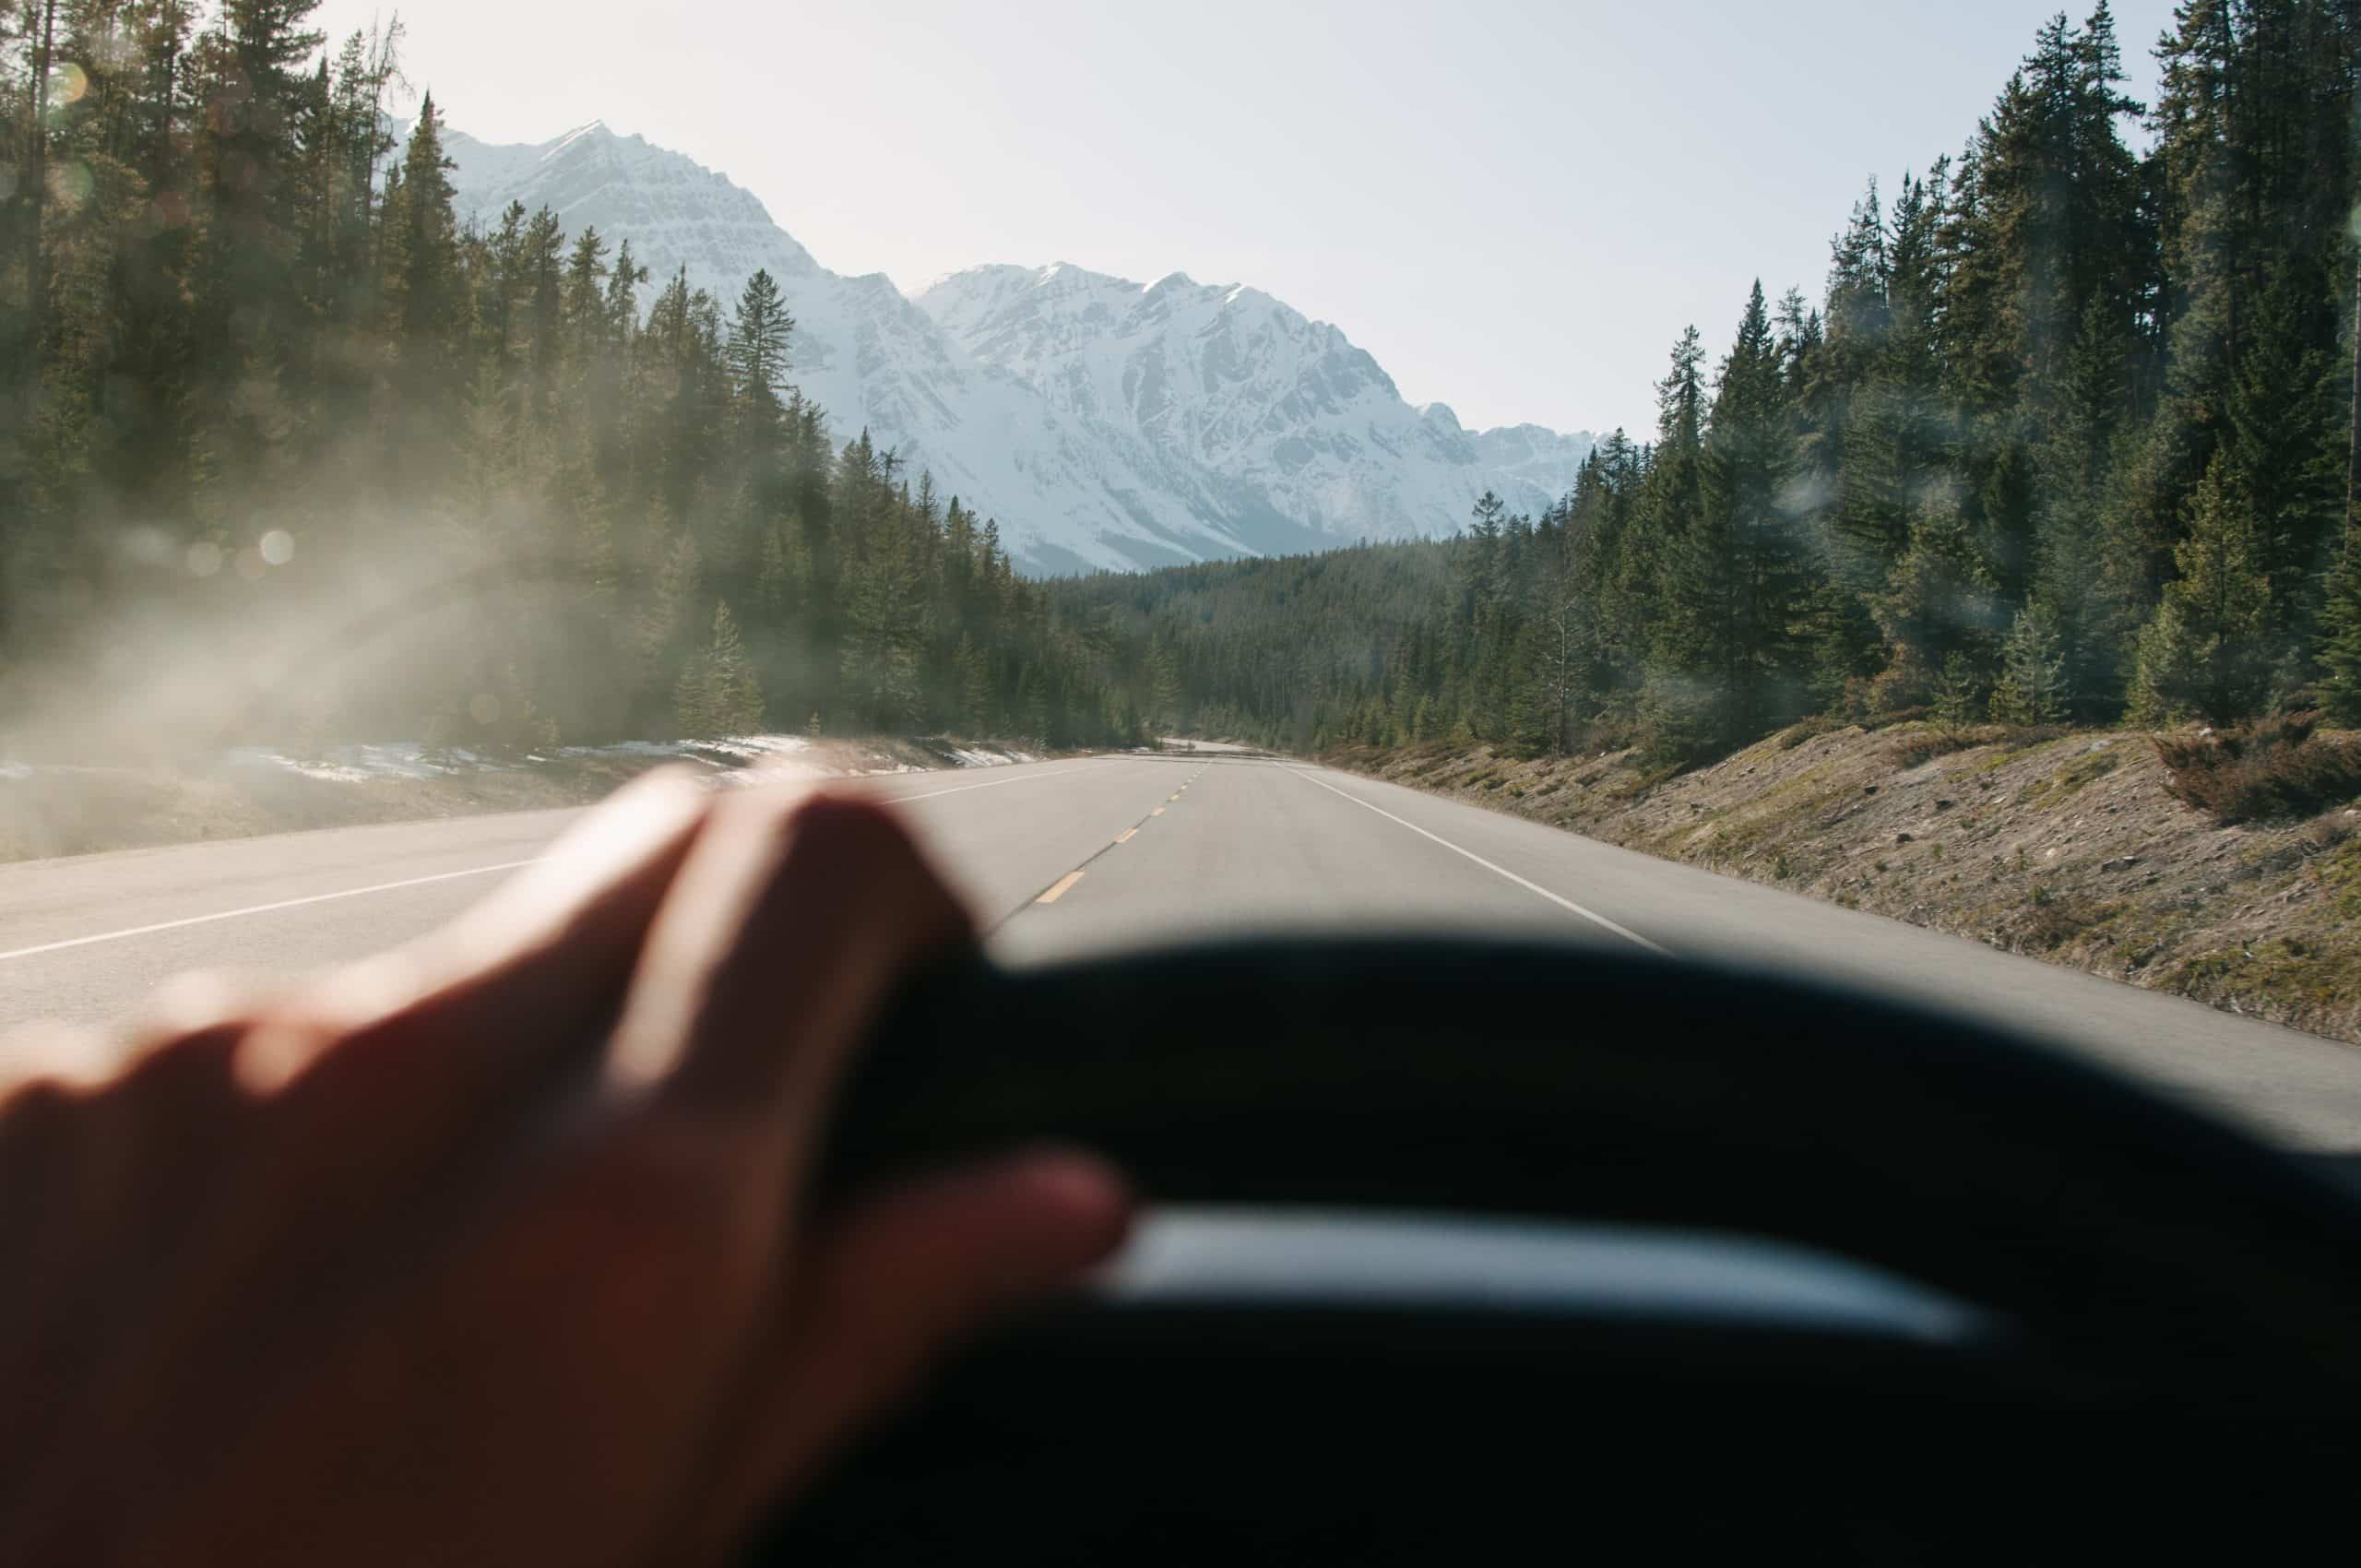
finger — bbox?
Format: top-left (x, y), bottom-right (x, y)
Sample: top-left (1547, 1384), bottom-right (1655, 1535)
top-left (44, 771), bottom-right (723, 1524)
top-left (607, 790), bottom-right (971, 1132)
top-left (234, 766), bottom-right (712, 1118)
top-left (692, 1149), bottom-right (1133, 1554)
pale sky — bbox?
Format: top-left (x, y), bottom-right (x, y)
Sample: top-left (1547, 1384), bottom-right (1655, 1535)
top-left (314, 0), bottom-right (2176, 437)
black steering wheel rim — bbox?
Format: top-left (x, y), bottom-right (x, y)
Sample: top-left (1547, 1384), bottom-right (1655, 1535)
top-left (750, 937), bottom-right (2361, 1564)
top-left (822, 936), bottom-right (2361, 1383)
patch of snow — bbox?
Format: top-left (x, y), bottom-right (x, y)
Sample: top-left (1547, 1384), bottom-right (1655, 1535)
top-left (224, 742), bottom-right (478, 781)
top-left (560, 734), bottom-right (815, 766)
top-left (695, 734), bottom-right (813, 760)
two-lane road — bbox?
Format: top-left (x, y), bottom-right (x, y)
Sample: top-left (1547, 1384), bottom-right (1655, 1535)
top-left (6, 754), bottom-right (2361, 1151)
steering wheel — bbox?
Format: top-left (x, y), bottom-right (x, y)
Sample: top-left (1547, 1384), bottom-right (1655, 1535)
top-left (750, 938), bottom-right (2361, 1562)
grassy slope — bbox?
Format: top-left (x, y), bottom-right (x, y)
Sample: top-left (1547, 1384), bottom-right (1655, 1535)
top-left (1322, 722), bottom-right (2361, 1046)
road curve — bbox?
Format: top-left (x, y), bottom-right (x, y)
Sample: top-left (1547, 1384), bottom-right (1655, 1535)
top-left (4, 753), bottom-right (2358, 1151)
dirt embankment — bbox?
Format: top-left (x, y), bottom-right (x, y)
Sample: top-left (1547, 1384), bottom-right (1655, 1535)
top-left (0, 735), bottom-right (1048, 862)
top-left (1322, 723), bottom-right (2361, 1046)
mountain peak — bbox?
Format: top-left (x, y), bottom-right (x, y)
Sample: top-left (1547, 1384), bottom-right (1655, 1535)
top-left (439, 118), bottom-right (822, 284)
top-left (542, 120), bottom-right (609, 160)
top-left (439, 119), bottom-right (1594, 575)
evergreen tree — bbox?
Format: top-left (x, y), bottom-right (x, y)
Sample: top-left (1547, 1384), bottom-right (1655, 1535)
top-left (679, 600), bottom-right (764, 736)
top-left (3, 0), bottom-right (2356, 774)
top-left (1648, 283), bottom-right (1808, 755)
top-left (378, 89), bottom-right (464, 454)
top-left (727, 267), bottom-right (792, 422)
top-left (2131, 455), bottom-right (2275, 722)
top-left (1989, 604), bottom-right (2071, 726)
top-left (2324, 542), bottom-right (2361, 724)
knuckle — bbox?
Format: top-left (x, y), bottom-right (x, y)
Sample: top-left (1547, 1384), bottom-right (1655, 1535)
top-left (0, 1022), bottom-right (126, 1096)
top-left (0, 1069), bottom-right (78, 1135)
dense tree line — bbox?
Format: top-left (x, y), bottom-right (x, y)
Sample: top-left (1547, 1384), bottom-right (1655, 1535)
top-left (0, 1), bottom-right (1138, 752)
top-left (1059, 3), bottom-right (2361, 760)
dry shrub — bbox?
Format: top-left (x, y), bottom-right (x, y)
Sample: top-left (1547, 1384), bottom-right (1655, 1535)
top-left (1884, 721), bottom-right (2069, 771)
top-left (1776, 714), bottom-right (1845, 750)
top-left (2152, 713), bottom-right (2361, 826)
top-left (1884, 726), bottom-right (1992, 769)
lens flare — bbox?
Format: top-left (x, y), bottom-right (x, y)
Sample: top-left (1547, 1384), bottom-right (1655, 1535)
top-left (49, 160), bottom-right (94, 212)
top-left (259, 530), bottom-right (295, 565)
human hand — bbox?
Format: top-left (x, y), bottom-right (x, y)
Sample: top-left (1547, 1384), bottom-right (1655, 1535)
top-left (0, 775), bottom-right (1132, 1567)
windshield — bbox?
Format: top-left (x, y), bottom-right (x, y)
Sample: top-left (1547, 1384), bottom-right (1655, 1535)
top-left (3, 0), bottom-right (2359, 1162)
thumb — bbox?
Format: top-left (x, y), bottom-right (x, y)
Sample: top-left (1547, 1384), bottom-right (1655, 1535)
top-left (691, 1149), bottom-right (1132, 1555)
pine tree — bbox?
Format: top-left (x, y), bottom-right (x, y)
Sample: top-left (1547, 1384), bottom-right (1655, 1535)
top-left (1647, 283), bottom-right (1808, 756)
top-left (2131, 455), bottom-right (2275, 722)
top-left (955, 633), bottom-right (992, 733)
top-left (727, 267), bottom-right (792, 424)
top-left (2036, 295), bottom-right (2137, 714)
top-left (692, 600), bottom-right (765, 735)
top-left (1874, 488), bottom-right (2005, 700)
top-left (671, 659), bottom-right (711, 740)
top-left (378, 89), bottom-right (464, 455)
top-left (2323, 543), bottom-right (2361, 724)
top-left (641, 524), bottom-right (701, 731)
top-left (1933, 651), bottom-right (1985, 728)
top-left (1989, 605), bottom-right (2072, 726)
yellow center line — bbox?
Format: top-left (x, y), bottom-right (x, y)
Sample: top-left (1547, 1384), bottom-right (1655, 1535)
top-left (1036, 871), bottom-right (1086, 904)
top-left (1115, 827), bottom-right (1137, 843)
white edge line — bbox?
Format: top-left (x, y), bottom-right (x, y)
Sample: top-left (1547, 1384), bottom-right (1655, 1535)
top-left (0, 761), bottom-right (1117, 965)
top-left (1283, 766), bottom-right (1673, 957)
top-left (0, 860), bottom-right (540, 965)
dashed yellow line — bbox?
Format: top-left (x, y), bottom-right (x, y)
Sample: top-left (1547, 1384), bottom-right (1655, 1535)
top-left (1036, 871), bottom-right (1086, 904)
top-left (1115, 827), bottom-right (1137, 843)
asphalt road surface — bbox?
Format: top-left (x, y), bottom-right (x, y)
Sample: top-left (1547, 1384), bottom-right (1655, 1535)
top-left (6, 752), bottom-right (2361, 1152)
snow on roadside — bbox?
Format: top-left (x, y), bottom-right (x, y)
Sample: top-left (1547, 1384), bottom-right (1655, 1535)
top-left (224, 742), bottom-right (484, 782)
top-left (691, 734), bottom-right (829, 789)
top-left (1155, 737), bottom-right (1259, 754)
top-left (6, 732), bottom-right (1042, 791)
top-left (947, 744), bottom-right (1039, 767)
top-left (687, 734), bottom-right (814, 761)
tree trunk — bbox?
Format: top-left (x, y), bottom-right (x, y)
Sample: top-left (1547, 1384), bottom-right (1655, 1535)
top-left (20, 0), bottom-right (57, 364)
top-left (2348, 253), bottom-right (2359, 552)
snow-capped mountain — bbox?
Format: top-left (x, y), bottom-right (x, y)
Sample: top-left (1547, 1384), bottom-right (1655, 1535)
top-left (918, 263), bottom-right (1594, 551)
top-left (426, 120), bottom-right (1594, 575)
